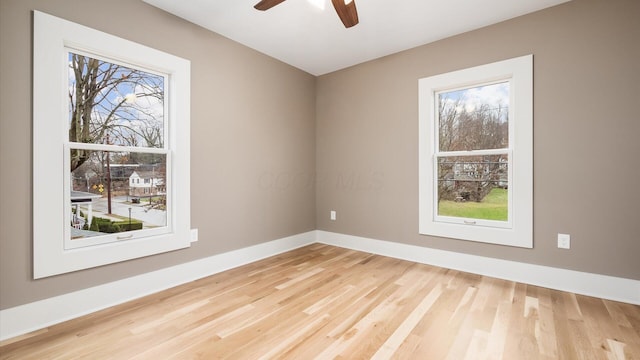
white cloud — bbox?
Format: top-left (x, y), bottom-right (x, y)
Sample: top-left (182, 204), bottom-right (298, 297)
top-left (460, 82), bottom-right (509, 112)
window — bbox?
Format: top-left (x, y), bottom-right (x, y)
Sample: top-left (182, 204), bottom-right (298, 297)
top-left (419, 55), bottom-right (532, 248)
top-left (66, 51), bottom-right (168, 250)
top-left (33, 11), bottom-right (191, 278)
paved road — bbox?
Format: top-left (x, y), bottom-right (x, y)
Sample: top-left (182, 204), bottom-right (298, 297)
top-left (83, 196), bottom-right (166, 227)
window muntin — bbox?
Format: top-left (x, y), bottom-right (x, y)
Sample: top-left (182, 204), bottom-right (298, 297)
top-left (418, 55), bottom-right (532, 248)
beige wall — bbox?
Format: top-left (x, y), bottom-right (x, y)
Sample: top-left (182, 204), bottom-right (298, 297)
top-left (1, 0), bottom-right (639, 311)
top-left (0, 0), bottom-right (316, 309)
top-left (316, 0), bottom-right (640, 280)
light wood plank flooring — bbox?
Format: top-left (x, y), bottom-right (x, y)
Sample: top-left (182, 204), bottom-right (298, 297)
top-left (1, 244), bottom-right (639, 359)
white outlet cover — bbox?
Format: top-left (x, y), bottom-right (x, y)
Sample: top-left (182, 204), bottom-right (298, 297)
top-left (557, 233), bottom-right (570, 249)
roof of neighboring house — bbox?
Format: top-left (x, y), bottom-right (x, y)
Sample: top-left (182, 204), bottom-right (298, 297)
top-left (130, 171), bottom-right (162, 179)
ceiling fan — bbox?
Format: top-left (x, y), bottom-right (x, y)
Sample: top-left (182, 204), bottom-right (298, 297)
top-left (254, 0), bottom-right (359, 28)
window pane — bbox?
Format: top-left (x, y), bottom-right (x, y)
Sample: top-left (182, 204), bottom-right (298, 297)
top-left (437, 154), bottom-right (508, 221)
top-left (438, 82), bottom-right (509, 152)
top-left (68, 52), bottom-right (165, 152)
top-left (70, 150), bottom-right (167, 239)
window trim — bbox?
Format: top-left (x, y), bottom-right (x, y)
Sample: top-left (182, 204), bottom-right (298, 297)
top-left (418, 55), bottom-right (533, 248)
top-left (33, 11), bottom-right (191, 278)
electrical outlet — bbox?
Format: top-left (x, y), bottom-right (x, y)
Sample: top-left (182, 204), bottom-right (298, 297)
top-left (191, 228), bottom-right (198, 242)
top-left (330, 210), bottom-right (336, 221)
top-left (557, 233), bottom-right (570, 249)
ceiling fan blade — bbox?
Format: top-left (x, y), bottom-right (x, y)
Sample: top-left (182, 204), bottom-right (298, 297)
top-left (331, 0), bottom-right (359, 28)
top-left (254, 0), bottom-right (287, 11)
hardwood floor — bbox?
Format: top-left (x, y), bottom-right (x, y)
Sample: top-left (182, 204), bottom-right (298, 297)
top-left (1, 244), bottom-right (639, 359)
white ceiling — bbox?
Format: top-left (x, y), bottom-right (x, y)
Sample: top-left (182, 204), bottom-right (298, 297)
top-left (143, 0), bottom-right (570, 76)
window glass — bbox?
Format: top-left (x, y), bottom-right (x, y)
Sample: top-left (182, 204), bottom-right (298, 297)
top-left (435, 82), bottom-right (510, 223)
top-left (70, 150), bottom-right (167, 240)
top-left (437, 154), bottom-right (508, 221)
top-left (66, 51), bottom-right (169, 247)
top-left (68, 52), bottom-right (165, 148)
top-left (438, 82), bottom-right (509, 152)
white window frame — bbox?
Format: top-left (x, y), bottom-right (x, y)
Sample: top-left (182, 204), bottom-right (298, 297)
top-left (418, 55), bottom-right (533, 248)
top-left (33, 11), bottom-right (191, 278)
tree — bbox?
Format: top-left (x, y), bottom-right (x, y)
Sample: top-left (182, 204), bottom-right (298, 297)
top-left (68, 53), bottom-right (165, 172)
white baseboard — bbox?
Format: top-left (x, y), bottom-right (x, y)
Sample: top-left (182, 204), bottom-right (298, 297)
top-left (3, 230), bottom-right (638, 341)
top-left (316, 230), bottom-right (640, 306)
top-left (0, 231), bottom-right (315, 341)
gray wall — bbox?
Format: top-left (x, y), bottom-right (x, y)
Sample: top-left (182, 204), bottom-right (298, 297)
top-left (0, 0), bottom-right (317, 309)
top-left (316, 0), bottom-right (640, 280)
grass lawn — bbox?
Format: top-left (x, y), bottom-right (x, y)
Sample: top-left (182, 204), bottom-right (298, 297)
top-left (438, 187), bottom-right (508, 221)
